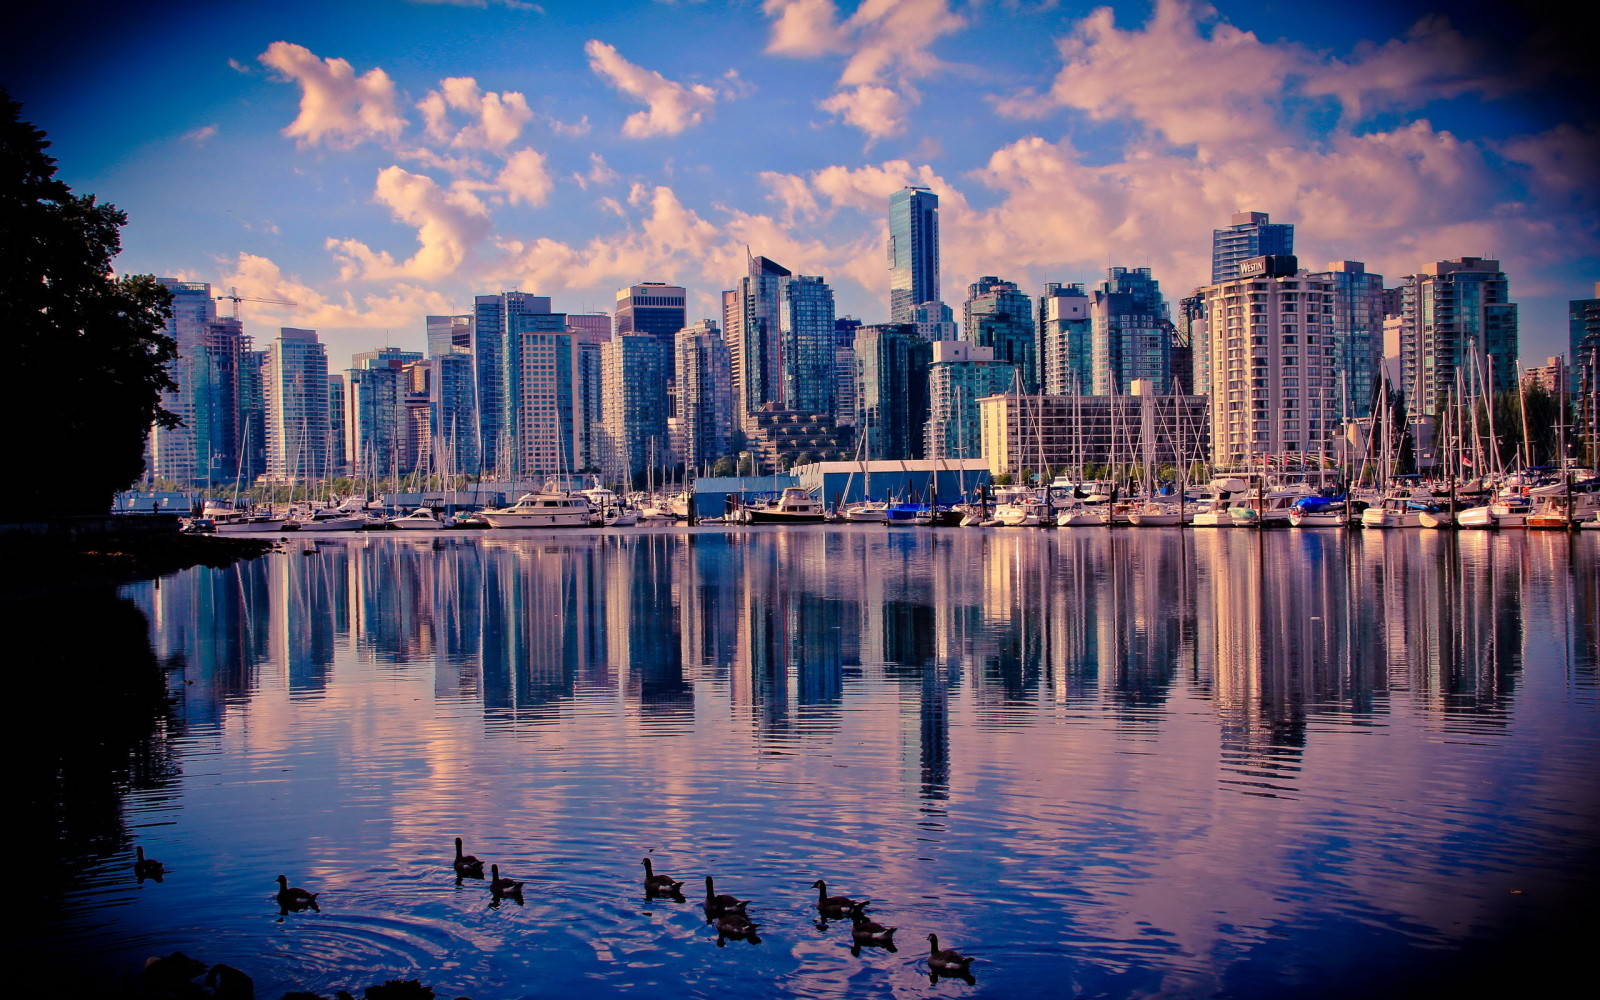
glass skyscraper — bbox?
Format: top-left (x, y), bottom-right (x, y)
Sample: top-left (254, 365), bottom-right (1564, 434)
top-left (964, 276), bottom-right (1037, 392)
top-left (1089, 267), bottom-right (1174, 395)
top-left (780, 274), bottom-right (837, 414)
top-left (889, 186), bottom-right (939, 324)
top-left (1396, 257), bottom-right (1518, 417)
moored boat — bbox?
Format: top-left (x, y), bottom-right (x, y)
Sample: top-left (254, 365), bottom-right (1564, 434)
top-left (479, 492), bottom-right (592, 528)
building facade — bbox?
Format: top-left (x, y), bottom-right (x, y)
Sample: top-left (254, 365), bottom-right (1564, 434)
top-left (779, 274), bottom-right (837, 414)
top-left (1212, 210), bottom-right (1294, 284)
top-left (964, 276), bottom-right (1037, 393)
top-left (925, 341), bottom-right (1015, 461)
top-left (854, 322), bottom-right (931, 461)
top-left (675, 319), bottom-right (734, 475)
top-left (978, 390), bottom-right (1210, 478)
top-left (1040, 282), bottom-right (1092, 396)
top-left (1197, 256), bottom-right (1348, 470)
top-left (1395, 257), bottom-right (1519, 418)
top-left (1089, 267), bottom-right (1173, 395)
top-left (888, 186), bottom-right (939, 323)
top-left (262, 328), bottom-right (331, 482)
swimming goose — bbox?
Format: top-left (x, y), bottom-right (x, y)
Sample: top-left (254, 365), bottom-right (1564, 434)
top-left (275, 874), bottom-right (320, 912)
top-left (452, 838), bottom-right (484, 879)
top-left (848, 901), bottom-right (897, 943)
top-left (703, 876), bottom-right (750, 915)
top-left (641, 858), bottom-right (685, 896)
top-left (715, 909), bottom-right (761, 944)
top-left (927, 933), bottom-right (975, 973)
top-left (489, 864), bottom-right (524, 900)
top-left (810, 879), bottom-right (861, 915)
top-left (134, 846), bottom-right (165, 881)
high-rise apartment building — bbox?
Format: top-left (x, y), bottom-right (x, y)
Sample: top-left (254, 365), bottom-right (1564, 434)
top-left (925, 341), bottom-right (1015, 461)
top-left (964, 276), bottom-right (1037, 392)
top-left (675, 319), bottom-right (734, 475)
top-left (1089, 267), bottom-right (1174, 395)
top-left (725, 255), bottom-right (791, 418)
top-left (344, 348), bottom-right (421, 480)
top-left (1212, 211), bottom-right (1294, 284)
top-left (601, 332), bottom-right (673, 482)
top-left (780, 274), bottom-right (837, 414)
top-left (1572, 284), bottom-right (1600, 456)
top-left (430, 352), bottom-right (478, 477)
top-left (148, 279), bottom-right (256, 486)
top-left (263, 328), bottom-right (331, 482)
top-left (1040, 282), bottom-right (1092, 395)
top-left (1396, 257), bottom-right (1518, 417)
top-left (854, 322), bottom-right (931, 460)
top-left (474, 291), bottom-right (553, 474)
top-left (426, 314), bottom-right (473, 358)
top-left (910, 300), bottom-right (958, 341)
top-left (1197, 256), bottom-right (1347, 469)
top-left (1317, 261), bottom-right (1386, 418)
top-left (889, 186), bottom-right (939, 323)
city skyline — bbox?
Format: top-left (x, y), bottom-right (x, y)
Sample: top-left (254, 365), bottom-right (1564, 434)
top-left (9, 0), bottom-right (1596, 364)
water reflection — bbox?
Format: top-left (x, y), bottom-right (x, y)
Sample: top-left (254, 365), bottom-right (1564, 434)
top-left (30, 527), bottom-right (1595, 998)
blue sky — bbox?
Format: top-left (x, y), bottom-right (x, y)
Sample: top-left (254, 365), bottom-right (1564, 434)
top-left (9, 0), bottom-right (1597, 366)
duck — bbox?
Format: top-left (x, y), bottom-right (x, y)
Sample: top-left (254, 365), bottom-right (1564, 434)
top-left (848, 901), bottom-right (897, 944)
top-left (275, 874), bottom-right (320, 912)
top-left (927, 933), bottom-right (975, 973)
top-left (703, 876), bottom-right (750, 916)
top-left (489, 864), bottom-right (524, 900)
top-left (133, 846), bottom-right (165, 881)
top-left (641, 858), bottom-right (685, 896)
top-left (452, 837), bottom-right (484, 879)
top-left (810, 879), bottom-right (862, 916)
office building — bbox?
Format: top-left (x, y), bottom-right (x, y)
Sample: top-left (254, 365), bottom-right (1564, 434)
top-left (780, 274), bottom-right (837, 414)
top-left (474, 291), bottom-right (553, 474)
top-left (978, 388), bottom-right (1209, 477)
top-left (889, 186), bottom-right (939, 323)
top-left (601, 332), bottom-right (673, 482)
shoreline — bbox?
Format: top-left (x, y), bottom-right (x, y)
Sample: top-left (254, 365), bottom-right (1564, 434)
top-left (0, 519), bottom-right (275, 600)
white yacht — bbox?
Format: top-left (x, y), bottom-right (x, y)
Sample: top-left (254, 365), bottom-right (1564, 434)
top-left (479, 493), bottom-right (592, 528)
top-left (388, 507), bottom-right (446, 530)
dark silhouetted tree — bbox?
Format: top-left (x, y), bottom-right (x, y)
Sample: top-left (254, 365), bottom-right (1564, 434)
top-left (2, 92), bottom-right (177, 516)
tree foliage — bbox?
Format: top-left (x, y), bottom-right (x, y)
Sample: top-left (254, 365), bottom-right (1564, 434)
top-left (2, 93), bottom-right (177, 516)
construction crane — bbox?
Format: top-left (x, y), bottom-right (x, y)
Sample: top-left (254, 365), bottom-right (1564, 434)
top-left (215, 286), bottom-right (297, 319)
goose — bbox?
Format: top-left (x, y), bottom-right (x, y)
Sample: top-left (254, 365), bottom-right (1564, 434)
top-left (489, 864), bottom-right (524, 900)
top-left (133, 846), bottom-right (165, 881)
top-left (452, 838), bottom-right (484, 879)
top-left (641, 858), bottom-right (685, 896)
top-left (848, 901), bottom-right (897, 944)
top-left (927, 933), bottom-right (975, 973)
top-left (715, 909), bottom-right (761, 942)
top-left (275, 875), bottom-right (320, 912)
top-left (703, 876), bottom-right (750, 915)
top-left (810, 879), bottom-right (862, 915)
top-left (205, 963), bottom-right (254, 1000)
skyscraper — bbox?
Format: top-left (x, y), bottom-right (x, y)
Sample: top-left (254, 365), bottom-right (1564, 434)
top-left (1396, 257), bottom-right (1518, 417)
top-left (263, 328), bottom-right (330, 482)
top-left (1212, 211), bottom-right (1294, 284)
top-left (675, 319), bottom-right (733, 475)
top-left (964, 276), bottom-right (1036, 392)
top-left (1572, 284), bottom-right (1600, 454)
top-left (1197, 256), bottom-right (1349, 470)
top-left (1039, 282), bottom-right (1092, 395)
top-left (601, 332), bottom-right (672, 482)
top-left (925, 341), bottom-right (1015, 460)
top-left (1089, 267), bottom-right (1174, 395)
top-left (725, 254), bottom-right (791, 417)
top-left (779, 274), bottom-right (837, 413)
top-left (889, 186), bottom-right (939, 323)
top-left (474, 291), bottom-right (552, 474)
top-left (854, 322), bottom-right (931, 460)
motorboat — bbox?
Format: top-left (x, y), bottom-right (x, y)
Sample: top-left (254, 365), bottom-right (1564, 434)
top-left (292, 497), bottom-right (373, 531)
top-left (731, 487), bottom-right (827, 524)
top-left (1055, 500), bottom-right (1103, 526)
top-left (387, 507), bottom-right (446, 530)
top-left (204, 498), bottom-right (289, 533)
top-left (1126, 502), bottom-right (1184, 526)
top-left (1288, 495), bottom-right (1349, 528)
top-left (840, 499), bottom-right (890, 523)
top-left (479, 492), bottom-right (592, 528)
top-left (1360, 495), bottom-right (1441, 529)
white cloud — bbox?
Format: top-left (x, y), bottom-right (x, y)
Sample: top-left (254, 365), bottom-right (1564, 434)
top-left (182, 124), bottom-right (219, 146)
top-left (495, 148), bottom-right (554, 206)
top-left (417, 77), bottom-right (534, 150)
top-left (584, 40), bottom-right (723, 137)
top-left (573, 153), bottom-right (620, 191)
top-left (258, 41), bottom-right (406, 148)
top-left (329, 166), bottom-right (492, 281)
top-left (763, 0), bottom-right (966, 137)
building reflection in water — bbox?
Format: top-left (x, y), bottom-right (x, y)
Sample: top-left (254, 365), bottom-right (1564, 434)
top-left (122, 527), bottom-right (1587, 799)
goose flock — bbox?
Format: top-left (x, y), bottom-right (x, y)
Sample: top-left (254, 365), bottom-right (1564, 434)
top-left (128, 837), bottom-right (980, 996)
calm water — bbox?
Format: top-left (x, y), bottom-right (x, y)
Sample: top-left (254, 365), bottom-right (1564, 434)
top-left (19, 526), bottom-right (1600, 999)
